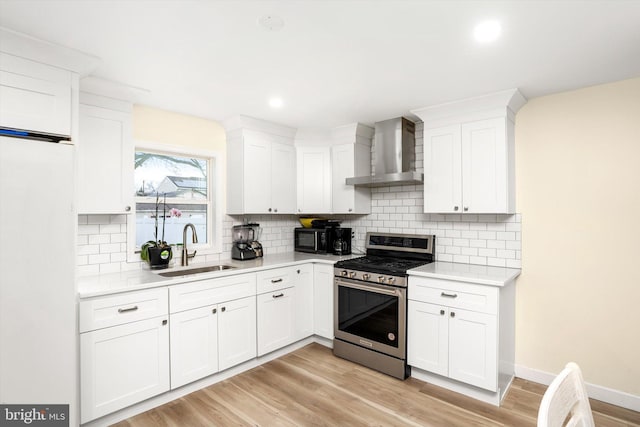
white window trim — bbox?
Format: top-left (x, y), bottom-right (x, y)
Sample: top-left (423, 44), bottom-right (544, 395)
top-left (127, 140), bottom-right (223, 263)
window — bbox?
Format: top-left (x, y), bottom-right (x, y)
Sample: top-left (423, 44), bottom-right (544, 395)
top-left (129, 143), bottom-right (222, 258)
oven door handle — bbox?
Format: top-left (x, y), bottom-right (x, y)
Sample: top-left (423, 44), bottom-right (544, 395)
top-left (336, 278), bottom-right (400, 296)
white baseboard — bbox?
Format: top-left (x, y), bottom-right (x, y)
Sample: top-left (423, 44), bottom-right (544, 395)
top-left (515, 364), bottom-right (640, 412)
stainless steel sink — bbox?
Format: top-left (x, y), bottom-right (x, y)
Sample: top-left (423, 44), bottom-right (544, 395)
top-left (158, 265), bottom-right (236, 277)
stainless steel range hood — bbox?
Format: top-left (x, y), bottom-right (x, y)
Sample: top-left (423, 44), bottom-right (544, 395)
top-left (346, 117), bottom-right (423, 187)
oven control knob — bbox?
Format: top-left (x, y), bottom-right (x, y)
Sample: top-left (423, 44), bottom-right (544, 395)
top-left (362, 273), bottom-right (371, 280)
top-left (387, 277), bottom-right (396, 284)
top-left (378, 276), bottom-right (385, 283)
top-left (341, 270), bottom-right (348, 277)
top-left (349, 271), bottom-right (356, 279)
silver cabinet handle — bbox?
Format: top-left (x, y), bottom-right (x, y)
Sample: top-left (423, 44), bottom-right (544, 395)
top-left (441, 292), bottom-right (458, 298)
top-left (125, 206), bottom-right (131, 212)
top-left (272, 293), bottom-right (284, 298)
top-left (271, 278), bottom-right (283, 283)
top-left (454, 206), bottom-right (459, 211)
top-left (118, 305), bottom-right (138, 313)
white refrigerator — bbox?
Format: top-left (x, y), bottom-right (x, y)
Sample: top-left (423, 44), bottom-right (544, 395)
top-left (0, 136), bottom-right (77, 425)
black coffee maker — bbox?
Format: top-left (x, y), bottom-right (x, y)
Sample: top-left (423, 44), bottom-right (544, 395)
top-left (331, 227), bottom-right (352, 255)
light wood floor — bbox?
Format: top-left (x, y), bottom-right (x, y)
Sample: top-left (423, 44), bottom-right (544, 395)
top-left (114, 343), bottom-right (640, 427)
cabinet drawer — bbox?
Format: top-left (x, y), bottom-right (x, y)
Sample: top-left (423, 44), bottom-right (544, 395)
top-left (79, 288), bottom-right (168, 333)
top-left (257, 266), bottom-right (294, 294)
top-left (169, 273), bottom-right (256, 313)
top-left (408, 277), bottom-right (498, 314)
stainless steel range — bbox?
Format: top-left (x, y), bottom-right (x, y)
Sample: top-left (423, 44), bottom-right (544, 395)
top-left (333, 232), bottom-right (435, 379)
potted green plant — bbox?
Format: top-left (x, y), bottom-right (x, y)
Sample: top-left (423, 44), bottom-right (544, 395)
top-left (140, 193), bottom-right (177, 269)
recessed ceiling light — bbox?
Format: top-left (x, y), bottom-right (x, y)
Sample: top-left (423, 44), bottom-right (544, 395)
top-left (473, 20), bottom-right (501, 43)
top-left (269, 97), bottom-right (284, 108)
top-left (258, 15), bottom-right (285, 32)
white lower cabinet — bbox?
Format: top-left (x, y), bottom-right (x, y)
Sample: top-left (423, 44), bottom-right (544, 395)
top-left (294, 263), bottom-right (314, 340)
top-left (80, 288), bottom-right (170, 423)
top-left (170, 295), bottom-right (257, 389)
top-left (79, 262), bottom-right (341, 421)
top-left (169, 305), bottom-right (219, 389)
top-left (408, 300), bottom-right (497, 390)
top-left (313, 263), bottom-right (334, 339)
top-left (218, 296), bottom-right (257, 371)
top-left (257, 286), bottom-right (296, 356)
top-left (408, 276), bottom-right (505, 394)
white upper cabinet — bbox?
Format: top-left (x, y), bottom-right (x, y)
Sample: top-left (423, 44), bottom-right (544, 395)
top-left (330, 123), bottom-right (373, 214)
top-left (295, 123), bottom-right (373, 215)
top-left (225, 116), bottom-right (296, 215)
top-left (77, 93), bottom-right (134, 214)
top-left (413, 89), bottom-right (526, 214)
top-left (296, 145), bottom-right (332, 214)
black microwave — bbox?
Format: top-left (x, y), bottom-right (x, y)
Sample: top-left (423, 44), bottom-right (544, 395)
top-left (294, 227), bottom-right (352, 255)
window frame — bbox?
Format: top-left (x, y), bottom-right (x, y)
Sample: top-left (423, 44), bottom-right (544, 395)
top-left (127, 140), bottom-right (223, 262)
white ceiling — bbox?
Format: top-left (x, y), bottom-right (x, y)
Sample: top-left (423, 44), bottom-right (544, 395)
top-left (1, 0), bottom-right (640, 129)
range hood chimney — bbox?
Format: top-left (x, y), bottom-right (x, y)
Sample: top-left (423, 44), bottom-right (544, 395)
top-left (346, 117), bottom-right (423, 187)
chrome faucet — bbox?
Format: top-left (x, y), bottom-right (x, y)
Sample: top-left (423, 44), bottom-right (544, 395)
top-left (182, 223), bottom-right (198, 266)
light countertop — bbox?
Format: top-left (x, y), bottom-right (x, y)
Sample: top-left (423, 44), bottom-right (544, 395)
top-left (408, 261), bottom-right (521, 287)
top-left (77, 252), bottom-right (358, 299)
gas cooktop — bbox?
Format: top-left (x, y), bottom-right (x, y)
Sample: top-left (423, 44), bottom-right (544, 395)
top-left (334, 232), bottom-right (435, 277)
top-left (335, 255), bottom-right (432, 276)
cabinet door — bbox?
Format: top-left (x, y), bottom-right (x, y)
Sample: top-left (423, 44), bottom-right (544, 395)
top-left (80, 317), bottom-right (169, 423)
top-left (461, 117), bottom-right (508, 213)
top-left (407, 300), bottom-right (448, 377)
top-left (294, 264), bottom-right (314, 340)
top-left (243, 135), bottom-right (272, 213)
top-left (313, 264), bottom-right (334, 339)
top-left (448, 307), bottom-right (497, 391)
top-left (297, 146), bottom-right (331, 214)
top-left (423, 125), bottom-right (462, 213)
top-left (0, 55), bottom-right (72, 136)
top-left (331, 144), bottom-right (355, 214)
top-left (169, 305), bottom-right (218, 389)
top-left (77, 104), bottom-right (133, 214)
top-left (257, 288), bottom-right (296, 356)
top-left (218, 296), bottom-right (257, 371)
top-left (271, 142), bottom-right (296, 213)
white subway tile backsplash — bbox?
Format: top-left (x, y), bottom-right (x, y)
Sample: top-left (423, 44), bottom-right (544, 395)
top-left (497, 231), bottom-right (516, 241)
top-left (479, 248), bottom-right (497, 257)
top-left (487, 240), bottom-right (506, 249)
top-left (78, 245), bottom-right (99, 256)
top-left (487, 258), bottom-right (507, 267)
top-left (100, 243), bottom-right (121, 254)
top-left (88, 234), bottom-right (110, 245)
top-left (88, 253), bottom-right (110, 264)
top-left (78, 224), bottom-right (100, 235)
top-left (99, 223), bottom-right (121, 234)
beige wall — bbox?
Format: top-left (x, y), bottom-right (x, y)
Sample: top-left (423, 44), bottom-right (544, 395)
top-left (133, 105), bottom-right (226, 151)
top-left (515, 77), bottom-right (640, 395)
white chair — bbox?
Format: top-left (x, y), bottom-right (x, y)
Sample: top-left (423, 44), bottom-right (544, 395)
top-left (537, 362), bottom-right (595, 427)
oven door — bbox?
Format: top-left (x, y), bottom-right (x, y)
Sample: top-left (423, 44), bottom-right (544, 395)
top-left (334, 277), bottom-right (406, 359)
